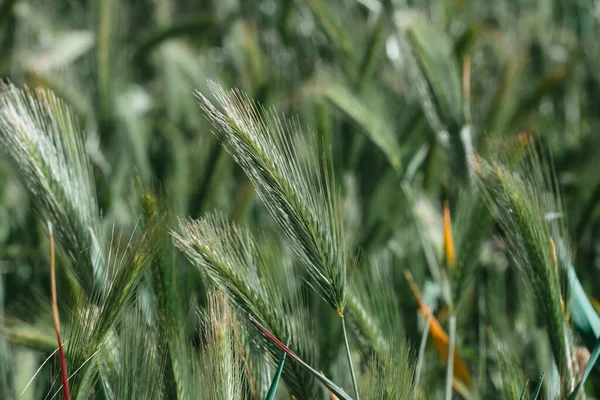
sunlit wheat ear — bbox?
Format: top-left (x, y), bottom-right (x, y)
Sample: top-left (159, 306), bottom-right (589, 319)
top-left (0, 83), bottom-right (101, 290)
top-left (171, 213), bottom-right (319, 398)
top-left (195, 82), bottom-right (348, 314)
top-left (476, 138), bottom-right (573, 389)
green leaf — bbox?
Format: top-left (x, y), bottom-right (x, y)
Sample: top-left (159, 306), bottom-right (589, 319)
top-left (569, 266), bottom-right (600, 351)
top-left (405, 16), bottom-right (463, 130)
top-left (567, 337), bottom-right (600, 399)
top-left (518, 380), bottom-right (529, 400)
top-left (304, 0), bottom-right (356, 62)
top-left (265, 352), bottom-right (286, 400)
top-left (317, 82), bottom-right (401, 171)
top-left (531, 373), bottom-right (544, 400)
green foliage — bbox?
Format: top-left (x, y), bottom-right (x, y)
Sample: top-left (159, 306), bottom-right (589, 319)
top-left (1, 0), bottom-right (600, 399)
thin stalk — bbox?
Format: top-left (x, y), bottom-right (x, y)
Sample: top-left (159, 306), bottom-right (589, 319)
top-left (97, 0), bottom-right (112, 119)
top-left (341, 316), bottom-right (360, 400)
top-left (519, 380), bottom-right (529, 400)
top-left (48, 222), bottom-right (70, 400)
top-left (445, 314), bottom-right (456, 400)
top-left (477, 269), bottom-right (487, 394)
top-left (414, 312), bottom-right (434, 399)
top-left (0, 263), bottom-right (7, 396)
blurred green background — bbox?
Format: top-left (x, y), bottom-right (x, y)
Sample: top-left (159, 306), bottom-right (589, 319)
top-left (1, 0), bottom-right (600, 398)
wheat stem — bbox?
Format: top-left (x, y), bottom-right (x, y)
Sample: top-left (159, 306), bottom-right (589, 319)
top-left (414, 311), bottom-right (434, 399)
top-left (342, 316), bottom-right (360, 400)
top-left (445, 314), bottom-right (456, 400)
top-left (48, 222), bottom-right (70, 400)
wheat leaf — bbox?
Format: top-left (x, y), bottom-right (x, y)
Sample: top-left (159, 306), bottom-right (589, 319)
top-left (265, 352), bottom-right (286, 400)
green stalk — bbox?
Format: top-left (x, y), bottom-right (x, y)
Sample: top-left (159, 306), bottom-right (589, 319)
top-left (445, 314), bottom-right (456, 400)
top-left (477, 270), bottom-right (487, 395)
top-left (342, 316), bottom-right (360, 400)
top-left (414, 312), bottom-right (434, 399)
top-left (97, 0), bottom-right (112, 119)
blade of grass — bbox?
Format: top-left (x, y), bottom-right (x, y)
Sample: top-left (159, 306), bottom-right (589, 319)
top-left (519, 380), bottom-right (529, 400)
top-left (265, 352), bottom-right (286, 400)
top-left (569, 265), bottom-right (600, 352)
top-left (250, 315), bottom-right (354, 400)
top-left (316, 82), bottom-right (401, 172)
top-left (342, 316), bottom-right (360, 400)
top-left (48, 222), bottom-right (70, 400)
top-left (357, 11), bottom-right (385, 84)
top-left (445, 315), bottom-right (456, 400)
top-left (531, 373), bottom-right (544, 400)
top-left (304, 0), bottom-right (355, 62)
top-left (414, 312), bottom-right (434, 399)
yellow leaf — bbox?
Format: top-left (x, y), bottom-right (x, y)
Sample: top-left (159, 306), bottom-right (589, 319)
top-left (404, 271), bottom-right (472, 388)
top-left (443, 200), bottom-right (456, 270)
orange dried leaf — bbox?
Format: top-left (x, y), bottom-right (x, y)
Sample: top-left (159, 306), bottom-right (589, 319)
top-left (404, 271), bottom-right (472, 388)
top-left (443, 201), bottom-right (456, 270)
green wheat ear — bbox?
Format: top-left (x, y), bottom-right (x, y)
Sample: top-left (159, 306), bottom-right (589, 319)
top-left (195, 82), bottom-right (348, 314)
top-left (360, 340), bottom-right (416, 400)
top-left (197, 291), bottom-right (246, 400)
top-left (0, 83), bottom-right (101, 292)
top-left (171, 212), bottom-right (319, 398)
top-left (476, 137), bottom-right (574, 392)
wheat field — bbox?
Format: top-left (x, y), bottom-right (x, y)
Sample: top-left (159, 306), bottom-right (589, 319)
top-left (1, 0), bottom-right (600, 399)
